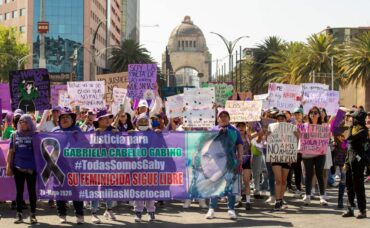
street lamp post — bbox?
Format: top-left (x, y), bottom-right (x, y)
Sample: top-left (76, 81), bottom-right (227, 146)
top-left (210, 32), bottom-right (249, 88)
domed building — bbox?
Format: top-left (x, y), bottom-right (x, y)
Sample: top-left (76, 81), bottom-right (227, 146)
top-left (162, 16), bottom-right (212, 87)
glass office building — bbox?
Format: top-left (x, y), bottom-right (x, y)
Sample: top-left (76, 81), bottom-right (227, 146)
top-left (32, 0), bottom-right (84, 81)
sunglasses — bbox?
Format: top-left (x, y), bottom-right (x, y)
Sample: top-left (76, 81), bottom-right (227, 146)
top-left (310, 111), bottom-right (319, 115)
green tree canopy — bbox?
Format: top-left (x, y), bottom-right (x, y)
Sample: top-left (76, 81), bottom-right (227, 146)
top-left (0, 26), bottom-right (29, 82)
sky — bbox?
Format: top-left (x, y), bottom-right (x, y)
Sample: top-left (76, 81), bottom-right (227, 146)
top-left (140, 0), bottom-right (370, 74)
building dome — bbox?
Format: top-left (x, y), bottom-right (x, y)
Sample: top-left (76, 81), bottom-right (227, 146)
top-left (167, 16), bottom-right (208, 52)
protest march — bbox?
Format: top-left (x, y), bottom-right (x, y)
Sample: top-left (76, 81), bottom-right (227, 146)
top-left (0, 66), bottom-right (369, 225)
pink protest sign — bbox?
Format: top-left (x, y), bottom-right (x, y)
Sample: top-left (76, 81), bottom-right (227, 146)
top-left (298, 124), bottom-right (330, 155)
top-left (0, 83), bottom-right (12, 111)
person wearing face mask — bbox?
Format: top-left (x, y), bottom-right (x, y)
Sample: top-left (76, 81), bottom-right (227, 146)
top-left (6, 114), bottom-right (38, 224)
top-left (205, 110), bottom-right (244, 220)
top-left (90, 109), bottom-right (117, 224)
top-left (132, 114), bottom-right (158, 222)
top-left (342, 109), bottom-right (368, 219)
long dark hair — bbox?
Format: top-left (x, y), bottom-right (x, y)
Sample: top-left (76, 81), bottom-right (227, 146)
top-left (118, 113), bottom-right (134, 131)
top-left (320, 108), bottom-right (328, 123)
top-left (308, 106), bottom-right (322, 125)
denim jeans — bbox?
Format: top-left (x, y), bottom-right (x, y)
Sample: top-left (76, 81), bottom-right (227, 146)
top-left (210, 195), bottom-right (235, 210)
top-left (251, 155), bottom-right (263, 193)
top-left (91, 200), bottom-right (113, 213)
top-left (266, 162), bottom-right (275, 196)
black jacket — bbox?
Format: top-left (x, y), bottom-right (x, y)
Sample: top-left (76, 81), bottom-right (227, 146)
top-left (345, 125), bottom-right (368, 163)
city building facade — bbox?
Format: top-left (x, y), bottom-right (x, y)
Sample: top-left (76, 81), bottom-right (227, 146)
top-left (0, 0), bottom-right (121, 82)
top-left (120, 0), bottom-right (140, 43)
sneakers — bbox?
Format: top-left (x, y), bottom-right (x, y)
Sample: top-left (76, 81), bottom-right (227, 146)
top-left (303, 195), bottom-right (311, 205)
top-left (205, 209), bottom-right (215, 219)
top-left (227, 210), bottom-right (237, 219)
top-left (265, 196), bottom-right (276, 204)
top-left (76, 216), bottom-right (84, 224)
top-left (274, 200), bottom-right (282, 211)
top-left (198, 199), bottom-right (208, 209)
top-left (148, 212), bottom-right (155, 222)
top-left (104, 210), bottom-right (116, 220)
top-left (134, 211), bottom-right (142, 222)
top-left (91, 213), bottom-right (101, 224)
top-left (342, 208), bottom-right (355, 217)
top-left (293, 190), bottom-right (302, 198)
top-left (59, 215), bottom-right (67, 224)
top-left (356, 211), bottom-right (367, 219)
top-left (183, 199), bottom-right (191, 208)
top-left (14, 212), bottom-right (23, 224)
top-left (319, 196), bottom-right (329, 206)
top-left (30, 213), bottom-right (37, 224)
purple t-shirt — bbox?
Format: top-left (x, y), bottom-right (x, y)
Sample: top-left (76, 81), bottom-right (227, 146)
top-left (10, 133), bottom-right (36, 170)
top-left (211, 124), bottom-right (244, 146)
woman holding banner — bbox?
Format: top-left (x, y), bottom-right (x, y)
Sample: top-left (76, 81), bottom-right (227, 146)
top-left (90, 109), bottom-right (117, 224)
top-left (52, 107), bottom-right (85, 224)
top-left (302, 106), bottom-right (328, 206)
top-left (268, 111), bottom-right (299, 211)
top-left (6, 114), bottom-right (38, 224)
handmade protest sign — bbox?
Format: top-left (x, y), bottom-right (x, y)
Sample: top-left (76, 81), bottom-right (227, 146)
top-left (301, 83), bottom-right (329, 92)
top-left (184, 87), bottom-right (215, 110)
top-left (9, 68), bottom-right (51, 112)
top-left (183, 109), bottom-right (215, 128)
top-left (67, 81), bottom-right (105, 109)
top-left (225, 100), bottom-right (262, 122)
top-left (302, 90), bottom-right (328, 113)
top-left (127, 64), bottom-right (157, 100)
top-left (326, 90), bottom-right (339, 116)
top-left (268, 83), bottom-right (301, 112)
top-left (31, 131), bottom-right (239, 200)
top-left (111, 88), bottom-right (128, 115)
top-left (58, 91), bottom-right (71, 108)
top-left (203, 83), bottom-right (233, 107)
top-left (97, 72), bottom-right (128, 102)
top-left (166, 94), bottom-right (184, 118)
top-left (51, 85), bottom-right (67, 106)
top-left (298, 124), bottom-right (330, 155)
top-left (254, 93), bottom-right (269, 111)
top-left (0, 83), bottom-right (11, 111)
top-left (266, 122), bottom-right (298, 163)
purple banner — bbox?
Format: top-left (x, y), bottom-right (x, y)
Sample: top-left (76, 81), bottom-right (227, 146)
top-left (0, 140), bottom-right (28, 200)
top-left (51, 84), bottom-right (67, 106)
top-left (9, 68), bottom-right (51, 113)
top-left (0, 83), bottom-right (12, 111)
top-left (127, 64), bottom-right (157, 100)
top-left (33, 131), bottom-right (239, 201)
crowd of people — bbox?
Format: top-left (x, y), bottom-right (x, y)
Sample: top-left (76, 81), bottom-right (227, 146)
top-left (1, 94), bottom-right (369, 225)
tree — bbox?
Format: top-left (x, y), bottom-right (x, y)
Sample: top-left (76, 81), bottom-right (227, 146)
top-left (267, 41), bottom-right (306, 84)
top-left (337, 31), bottom-right (370, 84)
top-left (248, 36), bottom-right (285, 94)
top-left (108, 39), bottom-right (154, 72)
top-left (0, 26), bottom-right (29, 82)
